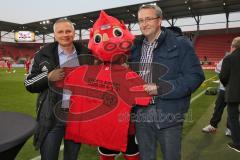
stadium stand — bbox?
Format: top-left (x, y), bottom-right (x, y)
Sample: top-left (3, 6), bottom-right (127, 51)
top-left (0, 43), bottom-right (41, 63)
top-left (195, 33), bottom-right (240, 62)
top-left (193, 32), bottom-right (240, 69)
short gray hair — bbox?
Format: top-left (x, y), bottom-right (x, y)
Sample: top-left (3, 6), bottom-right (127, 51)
top-left (53, 18), bottom-right (75, 32)
top-left (231, 37), bottom-right (240, 49)
top-left (138, 4), bottom-right (163, 18)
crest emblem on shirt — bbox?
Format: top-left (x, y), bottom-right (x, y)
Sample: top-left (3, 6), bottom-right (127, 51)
top-left (41, 65), bottom-right (48, 72)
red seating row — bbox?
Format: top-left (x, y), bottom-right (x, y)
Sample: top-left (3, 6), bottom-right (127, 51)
top-left (1, 33), bottom-right (240, 64)
top-left (0, 43), bottom-right (41, 62)
top-left (195, 33), bottom-right (240, 62)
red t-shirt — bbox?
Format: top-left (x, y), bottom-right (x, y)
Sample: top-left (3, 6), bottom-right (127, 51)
top-left (61, 64), bottom-right (151, 152)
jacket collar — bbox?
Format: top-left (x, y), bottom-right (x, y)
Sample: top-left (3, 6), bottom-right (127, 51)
top-left (133, 27), bottom-right (178, 52)
top-left (39, 41), bottom-right (85, 67)
top-left (132, 27), bottom-right (178, 60)
top-left (155, 27), bottom-right (177, 52)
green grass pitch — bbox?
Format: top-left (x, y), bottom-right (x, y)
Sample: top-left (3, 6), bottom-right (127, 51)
top-left (0, 68), bottom-right (238, 160)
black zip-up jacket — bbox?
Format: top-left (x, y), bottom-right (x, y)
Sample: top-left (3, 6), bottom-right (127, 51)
top-left (220, 48), bottom-right (240, 103)
top-left (24, 41), bottom-right (93, 149)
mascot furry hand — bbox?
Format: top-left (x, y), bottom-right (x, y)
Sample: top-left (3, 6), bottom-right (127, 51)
top-left (60, 11), bottom-right (151, 152)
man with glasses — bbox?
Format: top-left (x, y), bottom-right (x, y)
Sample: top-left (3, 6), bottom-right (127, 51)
top-left (130, 4), bottom-right (205, 160)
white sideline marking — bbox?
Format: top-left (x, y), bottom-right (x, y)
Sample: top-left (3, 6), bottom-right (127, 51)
top-left (191, 75), bottom-right (216, 103)
top-left (203, 75), bottom-right (217, 83)
top-left (30, 75), bottom-right (216, 160)
top-left (190, 90), bottom-right (206, 103)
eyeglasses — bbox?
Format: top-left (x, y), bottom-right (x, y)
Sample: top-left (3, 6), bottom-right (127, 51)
top-left (138, 17), bottom-right (160, 24)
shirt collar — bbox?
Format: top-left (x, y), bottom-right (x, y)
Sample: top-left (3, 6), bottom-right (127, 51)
top-left (143, 31), bottom-right (162, 45)
top-left (58, 45), bottom-right (76, 56)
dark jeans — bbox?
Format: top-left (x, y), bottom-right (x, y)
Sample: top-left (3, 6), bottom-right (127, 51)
top-left (40, 121), bottom-right (81, 160)
top-left (227, 103), bottom-right (240, 145)
top-left (135, 105), bottom-right (182, 160)
top-left (210, 89), bottom-right (229, 128)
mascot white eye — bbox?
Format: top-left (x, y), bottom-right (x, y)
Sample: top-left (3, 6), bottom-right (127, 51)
top-left (94, 34), bottom-right (102, 43)
top-left (113, 28), bottom-right (123, 37)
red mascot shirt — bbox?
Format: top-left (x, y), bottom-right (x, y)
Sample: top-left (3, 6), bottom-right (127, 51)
top-left (62, 64), bottom-right (151, 152)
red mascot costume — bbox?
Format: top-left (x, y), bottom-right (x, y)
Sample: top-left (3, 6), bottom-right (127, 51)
top-left (88, 10), bottom-right (142, 160)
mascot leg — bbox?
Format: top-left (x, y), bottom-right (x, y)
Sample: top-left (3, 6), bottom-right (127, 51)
top-left (123, 154), bottom-right (140, 160)
top-left (98, 147), bottom-right (119, 160)
top-left (123, 135), bottom-right (140, 160)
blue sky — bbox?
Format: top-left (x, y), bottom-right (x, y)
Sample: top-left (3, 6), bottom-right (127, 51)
top-left (0, 0), bottom-right (153, 24)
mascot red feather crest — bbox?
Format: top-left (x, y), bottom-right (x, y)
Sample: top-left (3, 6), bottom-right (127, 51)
top-left (88, 10), bottom-right (135, 62)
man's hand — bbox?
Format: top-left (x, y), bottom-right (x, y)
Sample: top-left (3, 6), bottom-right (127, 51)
top-left (144, 83), bottom-right (158, 95)
top-left (48, 68), bottom-right (65, 81)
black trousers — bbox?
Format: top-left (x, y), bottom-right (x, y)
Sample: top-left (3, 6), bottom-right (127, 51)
top-left (40, 121), bottom-right (81, 160)
top-left (227, 103), bottom-right (240, 145)
top-left (210, 90), bottom-right (229, 128)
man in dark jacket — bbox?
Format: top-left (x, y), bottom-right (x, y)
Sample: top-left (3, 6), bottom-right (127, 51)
top-left (24, 18), bottom-right (92, 160)
top-left (130, 4), bottom-right (205, 160)
top-left (220, 36), bottom-right (240, 152)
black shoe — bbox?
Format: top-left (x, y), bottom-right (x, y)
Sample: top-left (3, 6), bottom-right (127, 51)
top-left (227, 143), bottom-right (240, 152)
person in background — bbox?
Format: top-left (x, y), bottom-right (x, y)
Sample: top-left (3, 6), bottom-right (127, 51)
top-left (24, 57), bottom-right (31, 75)
top-left (202, 54), bottom-right (231, 136)
top-left (6, 60), bottom-right (12, 73)
top-left (220, 36), bottom-right (240, 152)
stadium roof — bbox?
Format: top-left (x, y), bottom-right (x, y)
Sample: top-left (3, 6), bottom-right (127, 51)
top-left (0, 0), bottom-right (240, 36)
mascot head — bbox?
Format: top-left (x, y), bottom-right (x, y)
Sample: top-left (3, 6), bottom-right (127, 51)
top-left (88, 10), bottom-right (135, 62)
